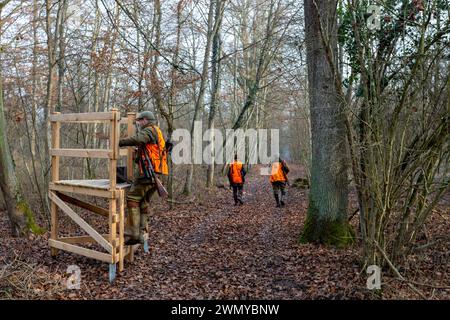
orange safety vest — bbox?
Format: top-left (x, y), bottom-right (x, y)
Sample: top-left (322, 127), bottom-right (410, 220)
top-left (141, 125), bottom-right (168, 175)
top-left (229, 161), bottom-right (244, 184)
top-left (269, 161), bottom-right (287, 183)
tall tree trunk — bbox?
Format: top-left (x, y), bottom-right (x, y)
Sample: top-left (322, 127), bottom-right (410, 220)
top-left (31, 0), bottom-right (39, 162)
top-left (300, 0), bottom-right (353, 247)
top-left (150, 0), bottom-right (163, 113)
top-left (182, 0), bottom-right (216, 195)
top-left (56, 0), bottom-right (67, 112)
top-left (0, 120), bottom-right (28, 236)
top-left (206, 0), bottom-right (224, 187)
top-left (44, 0), bottom-right (61, 193)
top-left (88, 0), bottom-right (101, 178)
top-left (0, 3), bottom-right (34, 235)
top-left (161, 0), bottom-right (185, 207)
top-left (167, 0), bottom-right (184, 205)
top-left (31, 0), bottom-right (51, 219)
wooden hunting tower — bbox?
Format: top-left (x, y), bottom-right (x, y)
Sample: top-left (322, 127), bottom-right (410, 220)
top-left (48, 109), bottom-right (146, 282)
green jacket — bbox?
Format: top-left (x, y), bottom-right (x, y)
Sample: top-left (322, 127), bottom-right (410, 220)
top-left (119, 124), bottom-right (159, 181)
top-left (119, 124), bottom-right (157, 147)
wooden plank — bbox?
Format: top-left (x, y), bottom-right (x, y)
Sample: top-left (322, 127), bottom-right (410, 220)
top-left (115, 110), bottom-right (120, 160)
top-left (59, 235), bottom-right (109, 244)
top-left (49, 182), bottom-right (114, 198)
top-left (50, 202), bottom-right (59, 257)
top-left (118, 190), bottom-right (125, 272)
top-left (56, 179), bottom-right (110, 189)
top-left (50, 112), bottom-right (114, 122)
top-left (110, 159), bottom-right (117, 190)
top-left (127, 113), bottom-right (136, 180)
top-left (50, 148), bottom-right (112, 159)
top-left (53, 179), bottom-right (129, 190)
top-left (109, 109), bottom-right (118, 191)
top-left (50, 114), bottom-right (60, 257)
top-left (51, 116), bottom-right (61, 181)
top-left (49, 192), bottom-right (112, 253)
top-left (109, 197), bottom-right (117, 263)
top-left (111, 108), bottom-right (119, 160)
top-left (56, 192), bottom-right (109, 217)
top-left (109, 110), bottom-right (118, 264)
top-left (49, 239), bottom-right (112, 263)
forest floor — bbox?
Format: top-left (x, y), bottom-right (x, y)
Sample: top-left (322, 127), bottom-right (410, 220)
top-left (0, 165), bottom-right (449, 300)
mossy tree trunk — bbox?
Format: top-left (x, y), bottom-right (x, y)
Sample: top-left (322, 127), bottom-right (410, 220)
top-left (0, 60), bottom-right (33, 237)
top-left (300, 0), bottom-right (353, 247)
top-left (0, 2), bottom-right (42, 236)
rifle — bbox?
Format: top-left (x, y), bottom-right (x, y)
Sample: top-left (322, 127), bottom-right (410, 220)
top-left (138, 146), bottom-right (169, 198)
top-left (284, 173), bottom-right (290, 187)
top-left (281, 161), bottom-right (290, 186)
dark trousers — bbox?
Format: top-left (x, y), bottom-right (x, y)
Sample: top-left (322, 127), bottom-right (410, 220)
top-left (272, 181), bottom-right (286, 203)
top-left (232, 184), bottom-right (244, 204)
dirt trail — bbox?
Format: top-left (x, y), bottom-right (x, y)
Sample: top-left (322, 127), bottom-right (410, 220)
top-left (0, 165), bottom-right (400, 299)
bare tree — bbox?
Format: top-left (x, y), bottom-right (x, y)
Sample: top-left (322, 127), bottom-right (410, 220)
top-left (206, 0), bottom-right (224, 187)
top-left (311, 0), bottom-right (449, 268)
top-left (343, 0), bottom-right (449, 266)
top-left (183, 0), bottom-right (218, 195)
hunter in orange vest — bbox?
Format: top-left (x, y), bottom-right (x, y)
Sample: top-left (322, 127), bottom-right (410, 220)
top-left (227, 155), bottom-right (246, 206)
top-left (119, 111), bottom-right (171, 245)
top-left (269, 157), bottom-right (289, 207)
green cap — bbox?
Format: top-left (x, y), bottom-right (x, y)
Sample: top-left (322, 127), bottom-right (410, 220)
top-left (136, 111), bottom-right (157, 123)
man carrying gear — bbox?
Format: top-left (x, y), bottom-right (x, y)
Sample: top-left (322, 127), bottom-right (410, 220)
top-left (227, 154), bottom-right (246, 206)
top-left (118, 111), bottom-right (171, 245)
top-left (269, 156), bottom-right (289, 208)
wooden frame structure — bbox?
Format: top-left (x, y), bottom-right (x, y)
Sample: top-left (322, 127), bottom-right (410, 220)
top-left (49, 109), bottom-right (145, 282)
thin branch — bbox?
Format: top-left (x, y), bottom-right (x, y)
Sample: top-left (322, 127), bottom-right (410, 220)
top-left (374, 241), bottom-right (428, 299)
top-left (114, 0), bottom-right (198, 75)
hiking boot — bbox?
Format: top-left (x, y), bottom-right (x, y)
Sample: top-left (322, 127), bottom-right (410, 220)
top-left (280, 193), bottom-right (286, 207)
top-left (274, 194), bottom-right (281, 207)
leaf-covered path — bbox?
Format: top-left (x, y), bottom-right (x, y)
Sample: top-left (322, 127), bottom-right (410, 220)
top-left (1, 165), bottom-right (448, 299)
top-left (0, 166), bottom-right (365, 299)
